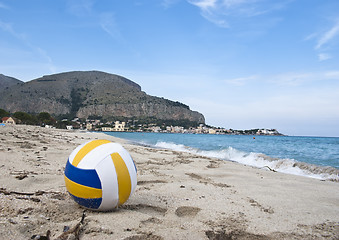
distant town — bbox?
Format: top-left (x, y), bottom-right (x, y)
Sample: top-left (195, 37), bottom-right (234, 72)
top-left (58, 118), bottom-right (282, 136)
top-left (1, 110), bottom-right (283, 136)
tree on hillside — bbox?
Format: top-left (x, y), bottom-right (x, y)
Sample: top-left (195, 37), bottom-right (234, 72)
top-left (38, 112), bottom-right (51, 121)
top-left (13, 112), bottom-right (38, 125)
top-left (37, 112), bottom-right (55, 125)
top-left (0, 108), bottom-right (9, 118)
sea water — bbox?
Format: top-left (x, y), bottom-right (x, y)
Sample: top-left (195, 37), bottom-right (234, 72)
top-left (104, 132), bottom-right (339, 181)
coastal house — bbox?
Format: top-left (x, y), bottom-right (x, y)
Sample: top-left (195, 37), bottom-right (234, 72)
top-left (114, 121), bottom-right (126, 131)
top-left (102, 127), bottom-right (113, 132)
top-left (257, 129), bottom-right (279, 135)
top-left (165, 126), bottom-right (184, 133)
top-left (172, 126), bottom-right (184, 133)
top-left (215, 128), bottom-right (225, 134)
top-left (209, 128), bottom-right (216, 134)
top-left (151, 126), bottom-right (162, 133)
top-left (1, 117), bottom-right (16, 125)
top-left (86, 123), bottom-right (93, 130)
top-left (196, 124), bottom-right (209, 134)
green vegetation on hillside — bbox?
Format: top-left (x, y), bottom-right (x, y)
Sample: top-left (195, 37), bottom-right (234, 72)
top-left (70, 88), bottom-right (88, 115)
top-left (0, 109), bottom-right (56, 126)
top-left (0, 108), bottom-right (199, 130)
top-left (0, 108), bottom-right (9, 118)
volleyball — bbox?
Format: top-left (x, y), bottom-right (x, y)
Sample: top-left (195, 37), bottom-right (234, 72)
top-left (64, 139), bottom-right (137, 211)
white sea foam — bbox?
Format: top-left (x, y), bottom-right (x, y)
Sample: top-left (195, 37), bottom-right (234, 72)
top-left (154, 141), bottom-right (339, 181)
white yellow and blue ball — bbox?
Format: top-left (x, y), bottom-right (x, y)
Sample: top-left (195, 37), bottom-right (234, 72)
top-left (64, 139), bottom-right (137, 211)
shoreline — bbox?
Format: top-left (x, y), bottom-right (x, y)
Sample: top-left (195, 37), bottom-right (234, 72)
top-left (103, 131), bottom-right (339, 182)
top-left (0, 124), bottom-right (338, 239)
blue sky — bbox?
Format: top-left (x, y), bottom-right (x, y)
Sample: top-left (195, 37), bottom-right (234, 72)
top-left (1, 0), bottom-right (339, 136)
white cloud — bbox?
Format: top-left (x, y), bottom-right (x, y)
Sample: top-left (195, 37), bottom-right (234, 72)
top-left (269, 72), bottom-right (313, 86)
top-left (36, 47), bottom-right (56, 73)
top-left (307, 19), bottom-right (339, 61)
top-left (187, 0), bottom-right (291, 28)
top-left (66, 0), bottom-right (94, 17)
top-left (224, 75), bottom-right (258, 86)
top-left (201, 12), bottom-right (229, 28)
top-left (99, 12), bottom-right (123, 42)
top-left (268, 71), bottom-right (339, 86)
top-left (188, 0), bottom-right (217, 11)
top-left (224, 71), bottom-right (339, 88)
top-left (315, 20), bottom-right (339, 50)
top-left (324, 71), bottom-right (339, 79)
top-left (318, 53), bottom-right (332, 61)
top-left (65, 1), bottom-right (124, 42)
top-left (0, 20), bottom-right (27, 41)
top-left (304, 32), bottom-right (317, 41)
top-left (0, 20), bottom-right (56, 75)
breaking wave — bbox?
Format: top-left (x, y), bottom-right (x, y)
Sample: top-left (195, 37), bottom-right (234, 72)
top-left (154, 141), bottom-right (339, 181)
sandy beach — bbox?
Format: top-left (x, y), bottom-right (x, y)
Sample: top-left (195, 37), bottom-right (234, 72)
top-left (0, 124), bottom-right (338, 239)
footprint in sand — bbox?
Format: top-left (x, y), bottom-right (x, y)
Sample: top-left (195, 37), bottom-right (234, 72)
top-left (137, 180), bottom-right (168, 185)
top-left (120, 204), bottom-right (167, 216)
top-left (185, 172), bottom-right (232, 188)
top-left (175, 206), bottom-right (201, 217)
top-left (248, 198), bottom-right (274, 214)
top-left (123, 233), bottom-right (163, 240)
top-left (206, 160), bottom-right (220, 168)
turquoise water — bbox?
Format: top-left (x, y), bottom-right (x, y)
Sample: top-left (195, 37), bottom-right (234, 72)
top-left (105, 132), bottom-right (339, 180)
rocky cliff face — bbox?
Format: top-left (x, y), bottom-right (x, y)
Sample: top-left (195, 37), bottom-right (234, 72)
top-left (0, 71), bottom-right (205, 123)
top-left (0, 74), bottom-right (23, 91)
top-left (76, 103), bottom-right (205, 122)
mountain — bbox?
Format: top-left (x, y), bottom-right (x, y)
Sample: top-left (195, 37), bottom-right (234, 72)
top-left (0, 71), bottom-right (205, 123)
top-left (0, 74), bottom-right (23, 91)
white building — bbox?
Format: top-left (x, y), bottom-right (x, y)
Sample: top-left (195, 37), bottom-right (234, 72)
top-left (114, 121), bottom-right (126, 131)
top-left (86, 123), bottom-right (93, 130)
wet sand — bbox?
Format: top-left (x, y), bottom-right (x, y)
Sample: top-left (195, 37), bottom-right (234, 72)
top-left (0, 124), bottom-right (338, 239)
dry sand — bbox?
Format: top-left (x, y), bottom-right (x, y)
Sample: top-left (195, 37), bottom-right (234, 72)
top-left (0, 124), bottom-right (338, 239)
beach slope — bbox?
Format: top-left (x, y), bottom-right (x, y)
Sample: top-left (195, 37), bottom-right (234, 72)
top-left (0, 125), bottom-right (338, 239)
